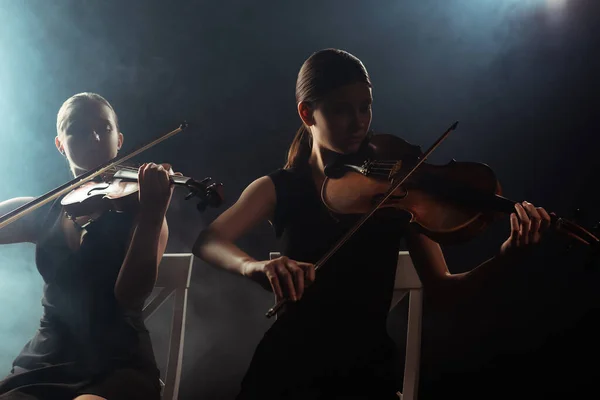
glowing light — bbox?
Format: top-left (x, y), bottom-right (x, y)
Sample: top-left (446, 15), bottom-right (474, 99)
top-left (546, 0), bottom-right (567, 12)
top-left (544, 0), bottom-right (568, 25)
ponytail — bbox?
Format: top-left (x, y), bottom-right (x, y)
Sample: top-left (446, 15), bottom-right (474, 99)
top-left (284, 125), bottom-right (312, 169)
top-left (286, 48), bottom-right (371, 169)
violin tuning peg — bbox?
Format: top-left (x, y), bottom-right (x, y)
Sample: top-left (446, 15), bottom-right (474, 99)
top-left (184, 178), bottom-right (224, 212)
top-left (207, 182), bottom-right (222, 189)
top-left (204, 183), bottom-right (224, 208)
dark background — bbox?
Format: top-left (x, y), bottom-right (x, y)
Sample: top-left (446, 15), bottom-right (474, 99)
top-left (0, 0), bottom-right (599, 398)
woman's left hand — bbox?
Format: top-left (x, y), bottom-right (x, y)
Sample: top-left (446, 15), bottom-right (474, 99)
top-left (137, 162), bottom-right (180, 216)
top-left (500, 201), bottom-right (552, 256)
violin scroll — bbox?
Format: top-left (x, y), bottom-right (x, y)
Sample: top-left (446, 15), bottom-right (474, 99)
top-left (183, 177), bottom-right (224, 212)
top-left (59, 165), bottom-right (224, 221)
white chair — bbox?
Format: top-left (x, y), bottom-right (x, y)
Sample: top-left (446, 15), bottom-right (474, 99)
top-left (390, 251), bottom-right (423, 400)
top-left (268, 251), bottom-right (424, 400)
top-left (143, 253), bottom-right (194, 400)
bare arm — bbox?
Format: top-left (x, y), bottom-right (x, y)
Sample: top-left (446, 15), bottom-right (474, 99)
top-left (114, 163), bottom-right (174, 310)
top-left (0, 197), bottom-right (43, 244)
top-left (114, 212), bottom-right (169, 310)
top-left (193, 176), bottom-right (315, 301)
top-left (405, 230), bottom-right (515, 307)
top-left (193, 176), bottom-right (276, 276)
top-left (406, 201), bottom-right (551, 308)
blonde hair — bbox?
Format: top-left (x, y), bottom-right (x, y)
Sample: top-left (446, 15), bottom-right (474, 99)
top-left (56, 92), bottom-right (119, 135)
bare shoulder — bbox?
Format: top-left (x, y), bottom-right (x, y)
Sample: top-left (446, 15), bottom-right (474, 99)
top-left (244, 175), bottom-right (276, 195)
top-left (205, 175), bottom-right (276, 242)
top-left (237, 175), bottom-right (277, 209)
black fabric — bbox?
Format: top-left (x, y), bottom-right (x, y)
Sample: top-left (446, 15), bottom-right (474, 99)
top-left (237, 164), bottom-right (410, 400)
top-left (0, 198), bottom-right (160, 399)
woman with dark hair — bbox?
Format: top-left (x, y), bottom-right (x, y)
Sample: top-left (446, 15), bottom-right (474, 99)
top-left (193, 49), bottom-right (552, 399)
top-left (0, 92), bottom-right (175, 400)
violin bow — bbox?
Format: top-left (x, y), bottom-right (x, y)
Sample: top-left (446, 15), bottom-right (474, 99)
top-left (266, 121), bottom-right (459, 318)
top-left (0, 122), bottom-right (188, 230)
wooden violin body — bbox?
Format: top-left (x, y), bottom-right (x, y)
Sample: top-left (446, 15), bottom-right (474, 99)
top-left (0, 122), bottom-right (226, 230)
top-left (321, 133), bottom-right (598, 246)
top-left (61, 166), bottom-right (224, 220)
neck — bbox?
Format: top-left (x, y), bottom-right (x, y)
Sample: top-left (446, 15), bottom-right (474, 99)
top-left (308, 145), bottom-right (340, 178)
top-left (71, 166), bottom-right (87, 177)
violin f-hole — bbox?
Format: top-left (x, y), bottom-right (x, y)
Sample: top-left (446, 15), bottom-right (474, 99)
top-left (86, 183), bottom-right (110, 196)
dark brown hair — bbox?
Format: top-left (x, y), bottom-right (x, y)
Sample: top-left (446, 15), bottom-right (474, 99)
top-left (284, 48), bottom-right (372, 169)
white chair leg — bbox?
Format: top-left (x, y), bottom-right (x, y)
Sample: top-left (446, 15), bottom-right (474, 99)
top-left (401, 289), bottom-right (423, 400)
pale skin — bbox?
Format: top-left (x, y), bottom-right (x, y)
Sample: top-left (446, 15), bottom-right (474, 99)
top-left (0, 99), bottom-right (176, 400)
top-left (194, 82), bottom-right (552, 306)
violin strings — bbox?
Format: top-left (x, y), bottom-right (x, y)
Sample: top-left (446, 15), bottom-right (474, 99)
top-left (106, 165), bottom-right (140, 173)
top-left (369, 167), bottom-right (393, 172)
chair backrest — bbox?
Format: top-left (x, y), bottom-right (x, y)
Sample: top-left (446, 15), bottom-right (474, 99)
top-left (390, 251), bottom-right (423, 400)
top-left (143, 253), bottom-right (194, 400)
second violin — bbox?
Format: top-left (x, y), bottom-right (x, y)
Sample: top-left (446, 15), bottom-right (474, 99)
top-left (321, 130), bottom-right (598, 247)
top-left (60, 164), bottom-right (224, 223)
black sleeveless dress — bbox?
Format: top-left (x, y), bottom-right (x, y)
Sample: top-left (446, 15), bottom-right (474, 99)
top-left (0, 198), bottom-right (160, 400)
top-left (236, 164), bottom-right (410, 400)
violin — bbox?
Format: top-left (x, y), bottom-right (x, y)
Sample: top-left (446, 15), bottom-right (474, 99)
top-left (0, 122), bottom-right (223, 230)
top-left (60, 164), bottom-right (224, 224)
top-left (265, 121), bottom-right (599, 318)
top-left (321, 133), bottom-right (598, 247)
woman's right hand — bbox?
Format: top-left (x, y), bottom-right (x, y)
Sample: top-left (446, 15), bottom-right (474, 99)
top-left (243, 256), bottom-right (315, 301)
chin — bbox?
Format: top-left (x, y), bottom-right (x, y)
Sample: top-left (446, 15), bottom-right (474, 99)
top-left (329, 139), bottom-right (362, 155)
top-left (77, 154), bottom-right (113, 171)
top-left (342, 142), bottom-right (362, 154)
